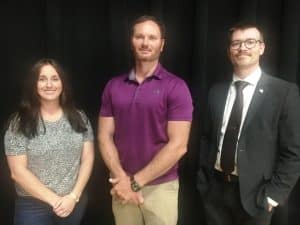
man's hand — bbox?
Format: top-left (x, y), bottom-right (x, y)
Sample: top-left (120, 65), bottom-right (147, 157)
top-left (109, 176), bottom-right (144, 205)
top-left (266, 197), bottom-right (278, 212)
top-left (268, 204), bottom-right (273, 212)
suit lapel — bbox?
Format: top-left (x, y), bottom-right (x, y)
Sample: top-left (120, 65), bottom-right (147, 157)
top-left (241, 73), bottom-right (269, 133)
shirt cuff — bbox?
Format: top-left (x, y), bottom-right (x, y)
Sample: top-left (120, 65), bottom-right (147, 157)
top-left (267, 197), bottom-right (279, 207)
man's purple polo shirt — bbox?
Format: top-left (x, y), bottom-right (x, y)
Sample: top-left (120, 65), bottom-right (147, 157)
top-left (100, 64), bottom-right (193, 185)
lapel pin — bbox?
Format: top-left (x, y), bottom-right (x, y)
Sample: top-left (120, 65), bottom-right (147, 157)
top-left (259, 89), bottom-right (264, 94)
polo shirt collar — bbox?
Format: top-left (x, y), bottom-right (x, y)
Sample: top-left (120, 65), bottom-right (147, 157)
top-left (126, 63), bottom-right (164, 81)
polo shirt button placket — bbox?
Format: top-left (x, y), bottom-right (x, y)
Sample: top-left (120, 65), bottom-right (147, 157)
top-left (133, 85), bottom-right (141, 102)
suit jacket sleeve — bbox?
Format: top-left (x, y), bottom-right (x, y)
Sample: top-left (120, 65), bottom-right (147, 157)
top-left (197, 86), bottom-right (217, 194)
top-left (265, 83), bottom-right (300, 204)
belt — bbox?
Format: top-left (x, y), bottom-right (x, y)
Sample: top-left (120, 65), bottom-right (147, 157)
top-left (214, 170), bottom-right (239, 183)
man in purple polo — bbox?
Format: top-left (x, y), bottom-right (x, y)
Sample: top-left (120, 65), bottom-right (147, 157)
top-left (98, 15), bottom-right (193, 225)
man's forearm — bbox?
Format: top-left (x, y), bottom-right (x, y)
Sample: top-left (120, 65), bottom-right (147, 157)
top-left (134, 121), bottom-right (191, 187)
top-left (134, 141), bottom-right (187, 187)
top-left (99, 136), bottom-right (126, 178)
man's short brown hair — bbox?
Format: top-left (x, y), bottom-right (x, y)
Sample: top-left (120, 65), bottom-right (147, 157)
top-left (228, 22), bottom-right (264, 44)
top-left (130, 15), bottom-right (166, 39)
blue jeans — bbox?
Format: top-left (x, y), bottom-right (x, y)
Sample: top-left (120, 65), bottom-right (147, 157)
top-left (14, 193), bottom-right (88, 225)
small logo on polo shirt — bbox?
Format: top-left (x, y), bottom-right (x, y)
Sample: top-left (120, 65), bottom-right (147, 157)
top-left (153, 89), bottom-right (160, 95)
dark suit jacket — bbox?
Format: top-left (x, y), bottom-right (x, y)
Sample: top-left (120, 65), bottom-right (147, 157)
top-left (197, 73), bottom-right (300, 216)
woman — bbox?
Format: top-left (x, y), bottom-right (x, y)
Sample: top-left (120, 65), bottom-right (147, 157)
top-left (4, 58), bottom-right (94, 225)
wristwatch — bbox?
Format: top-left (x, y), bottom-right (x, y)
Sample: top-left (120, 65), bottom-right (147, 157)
top-left (130, 175), bottom-right (141, 192)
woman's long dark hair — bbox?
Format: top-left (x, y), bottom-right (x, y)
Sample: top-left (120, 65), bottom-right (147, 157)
top-left (13, 58), bottom-right (87, 138)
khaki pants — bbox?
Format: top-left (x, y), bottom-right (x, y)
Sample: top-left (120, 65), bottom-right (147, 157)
top-left (112, 179), bottom-right (179, 225)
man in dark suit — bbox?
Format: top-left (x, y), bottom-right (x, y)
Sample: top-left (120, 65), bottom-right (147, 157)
top-left (197, 22), bottom-right (300, 225)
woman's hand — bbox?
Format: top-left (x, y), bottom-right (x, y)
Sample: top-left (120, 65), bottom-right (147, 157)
top-left (53, 194), bottom-right (77, 217)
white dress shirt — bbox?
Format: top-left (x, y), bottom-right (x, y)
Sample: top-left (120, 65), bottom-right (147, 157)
top-left (215, 67), bottom-right (261, 174)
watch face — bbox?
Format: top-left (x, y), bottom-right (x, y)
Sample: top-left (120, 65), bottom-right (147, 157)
top-left (131, 180), bottom-right (141, 192)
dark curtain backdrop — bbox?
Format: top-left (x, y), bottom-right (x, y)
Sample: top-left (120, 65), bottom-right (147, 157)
top-left (1, 0), bottom-right (299, 225)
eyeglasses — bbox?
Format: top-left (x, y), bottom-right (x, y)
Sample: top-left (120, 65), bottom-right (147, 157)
top-left (230, 39), bottom-right (263, 50)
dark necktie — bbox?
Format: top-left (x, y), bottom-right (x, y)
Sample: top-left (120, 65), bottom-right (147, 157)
top-left (221, 81), bottom-right (248, 174)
